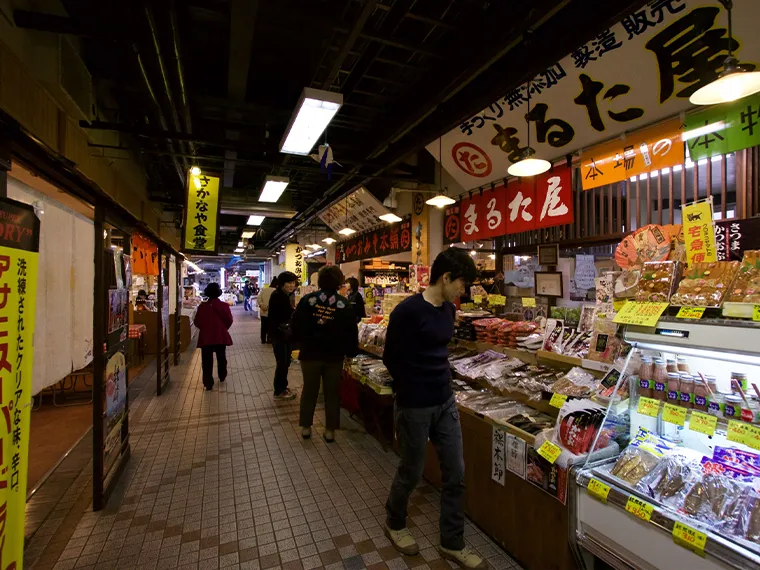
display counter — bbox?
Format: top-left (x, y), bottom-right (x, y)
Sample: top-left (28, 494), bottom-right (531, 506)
top-left (132, 311), bottom-right (159, 355)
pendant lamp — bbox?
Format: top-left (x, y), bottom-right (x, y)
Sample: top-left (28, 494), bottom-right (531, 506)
top-left (426, 137), bottom-right (456, 208)
top-left (508, 81), bottom-right (551, 177)
top-left (690, 0), bottom-right (760, 105)
top-left (338, 195), bottom-right (356, 235)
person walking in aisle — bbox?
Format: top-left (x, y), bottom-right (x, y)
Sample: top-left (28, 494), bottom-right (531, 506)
top-left (193, 283), bottom-right (233, 391)
top-left (243, 280), bottom-right (253, 312)
top-left (258, 277), bottom-right (277, 344)
top-left (382, 248), bottom-right (486, 569)
top-left (268, 271), bottom-right (298, 400)
top-left (345, 277), bottom-right (366, 322)
top-left (292, 266), bottom-right (358, 442)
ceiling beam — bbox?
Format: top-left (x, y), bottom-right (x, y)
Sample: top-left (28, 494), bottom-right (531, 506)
top-left (322, 0), bottom-right (379, 89)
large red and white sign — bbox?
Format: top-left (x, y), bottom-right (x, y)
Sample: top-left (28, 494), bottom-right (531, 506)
top-left (428, 0), bottom-right (760, 191)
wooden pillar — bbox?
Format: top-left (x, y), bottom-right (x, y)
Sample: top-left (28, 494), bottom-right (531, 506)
top-left (0, 127), bottom-right (10, 199)
top-left (156, 246), bottom-right (164, 396)
top-left (174, 255), bottom-right (181, 365)
top-left (411, 191), bottom-right (430, 267)
top-left (92, 203), bottom-right (106, 510)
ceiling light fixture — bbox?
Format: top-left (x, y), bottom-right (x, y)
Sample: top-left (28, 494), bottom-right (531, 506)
top-left (378, 213), bottom-right (402, 223)
top-left (690, 0), bottom-right (760, 105)
top-left (258, 176), bottom-right (289, 203)
top-left (470, 250), bottom-right (477, 256)
top-left (339, 194), bottom-right (355, 235)
top-left (427, 137), bottom-right (456, 208)
top-left (508, 81), bottom-right (551, 177)
top-left (241, 231), bottom-right (255, 239)
top-left (247, 215), bottom-right (265, 226)
top-left (238, 241), bottom-right (244, 248)
top-left (280, 87), bottom-right (343, 155)
top-left (322, 236), bottom-right (337, 244)
top-left (190, 166), bottom-right (201, 176)
top-left (234, 248), bottom-right (244, 253)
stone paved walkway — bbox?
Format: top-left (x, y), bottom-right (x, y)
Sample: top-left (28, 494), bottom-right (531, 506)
top-left (26, 307), bottom-right (524, 570)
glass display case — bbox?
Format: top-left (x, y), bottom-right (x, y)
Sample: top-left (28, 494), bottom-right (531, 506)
top-left (570, 319), bottom-right (760, 570)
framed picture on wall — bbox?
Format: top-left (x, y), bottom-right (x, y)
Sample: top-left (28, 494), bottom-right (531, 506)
top-left (537, 244), bottom-right (559, 266)
top-left (535, 271), bottom-right (564, 298)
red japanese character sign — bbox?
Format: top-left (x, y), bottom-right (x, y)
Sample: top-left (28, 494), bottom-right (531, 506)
top-left (535, 165), bottom-right (574, 229)
top-left (443, 205), bottom-right (461, 244)
top-left (504, 179), bottom-right (536, 235)
top-left (451, 142), bottom-right (493, 179)
top-left (479, 185), bottom-right (507, 239)
top-left (335, 217), bottom-right (413, 263)
top-left (460, 193), bottom-right (488, 242)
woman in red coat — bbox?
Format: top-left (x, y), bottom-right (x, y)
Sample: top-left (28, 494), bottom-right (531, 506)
top-left (194, 283), bottom-right (233, 390)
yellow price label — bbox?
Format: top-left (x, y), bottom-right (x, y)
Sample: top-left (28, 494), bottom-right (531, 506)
top-left (536, 440), bottom-right (562, 464)
top-left (637, 397), bottom-right (661, 418)
top-left (461, 303), bottom-right (474, 310)
top-left (587, 478), bottom-right (611, 504)
top-left (626, 496), bottom-right (655, 522)
top-left (613, 301), bottom-right (669, 327)
top-left (488, 295), bottom-right (506, 306)
top-left (613, 299), bottom-right (628, 312)
top-left (522, 297), bottom-right (536, 307)
top-left (676, 306), bottom-right (705, 320)
top-left (473, 295), bottom-right (482, 304)
top-left (754, 305), bottom-right (760, 322)
top-left (727, 420), bottom-right (760, 450)
top-left (672, 522), bottom-right (707, 556)
top-left (689, 412), bottom-right (717, 436)
top-left (662, 403), bottom-right (687, 426)
top-left (549, 393), bottom-right (568, 408)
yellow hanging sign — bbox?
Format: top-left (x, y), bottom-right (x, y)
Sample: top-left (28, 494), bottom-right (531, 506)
top-left (613, 301), bottom-right (669, 327)
top-left (522, 297), bottom-right (536, 307)
top-left (672, 522), bottom-right (707, 557)
top-left (183, 170), bottom-right (222, 254)
top-left (488, 295), bottom-right (506, 306)
top-left (682, 199), bottom-right (717, 266)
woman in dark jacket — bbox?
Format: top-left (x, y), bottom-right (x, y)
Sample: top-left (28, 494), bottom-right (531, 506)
top-left (268, 271), bottom-right (299, 400)
top-left (292, 266), bottom-right (359, 442)
top-left (346, 277), bottom-right (366, 322)
top-left (193, 283), bottom-right (233, 390)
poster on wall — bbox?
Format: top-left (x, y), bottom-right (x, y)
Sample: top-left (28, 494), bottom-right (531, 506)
top-left (0, 197), bottom-right (40, 568)
top-left (335, 217), bottom-right (412, 263)
top-left (182, 170), bottom-right (222, 254)
top-left (428, 0), bottom-right (760, 191)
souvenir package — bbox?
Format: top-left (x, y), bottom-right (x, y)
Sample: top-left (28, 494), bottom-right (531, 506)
top-left (638, 453), bottom-right (702, 505)
top-left (670, 261), bottom-right (740, 307)
top-left (726, 250), bottom-right (760, 304)
top-left (554, 399), bottom-right (611, 455)
top-left (542, 319), bottom-right (564, 352)
top-left (551, 367), bottom-right (599, 398)
top-left (634, 261), bottom-right (683, 302)
top-left (586, 318), bottom-right (622, 364)
top-left (612, 270), bottom-right (641, 299)
top-left (610, 428), bottom-right (674, 485)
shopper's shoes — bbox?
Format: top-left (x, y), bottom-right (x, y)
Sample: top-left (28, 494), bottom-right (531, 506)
top-left (438, 546), bottom-right (488, 569)
top-left (384, 525), bottom-right (419, 556)
top-left (274, 389), bottom-right (297, 401)
top-left (301, 427), bottom-right (312, 439)
top-left (220, 377), bottom-right (226, 383)
top-left (323, 430), bottom-right (335, 443)
top-left (204, 385), bottom-right (213, 391)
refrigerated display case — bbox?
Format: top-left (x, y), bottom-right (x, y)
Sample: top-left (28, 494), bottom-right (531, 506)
top-left (570, 319), bottom-right (760, 570)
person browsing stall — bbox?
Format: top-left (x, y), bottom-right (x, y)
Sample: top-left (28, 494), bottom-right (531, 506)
top-left (292, 266), bottom-right (358, 443)
top-left (382, 248), bottom-right (485, 569)
top-left (268, 271), bottom-right (298, 400)
top-left (345, 277), bottom-right (366, 322)
top-left (193, 283), bottom-right (233, 391)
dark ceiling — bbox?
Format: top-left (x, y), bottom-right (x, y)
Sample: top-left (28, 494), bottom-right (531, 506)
top-left (14, 0), bottom-right (647, 255)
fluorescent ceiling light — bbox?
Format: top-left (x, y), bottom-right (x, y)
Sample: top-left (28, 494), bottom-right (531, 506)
top-left (184, 260), bottom-right (204, 274)
top-left (238, 241), bottom-right (244, 247)
top-left (241, 231), bottom-right (255, 239)
top-left (280, 88), bottom-right (343, 155)
top-left (339, 227), bottom-right (356, 236)
top-left (307, 244), bottom-right (321, 250)
top-left (426, 194), bottom-right (456, 208)
top-left (247, 215), bottom-right (266, 226)
top-left (234, 248), bottom-right (244, 253)
top-left (322, 237), bottom-right (336, 244)
top-left (259, 176), bottom-right (289, 203)
top-left (508, 157), bottom-right (551, 177)
top-left (379, 213), bottom-right (402, 223)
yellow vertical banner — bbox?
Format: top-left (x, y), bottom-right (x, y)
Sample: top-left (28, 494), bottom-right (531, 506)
top-left (0, 197), bottom-right (40, 570)
top-left (285, 244), bottom-right (305, 284)
top-left (682, 199), bottom-right (717, 266)
top-left (182, 170), bottom-right (221, 254)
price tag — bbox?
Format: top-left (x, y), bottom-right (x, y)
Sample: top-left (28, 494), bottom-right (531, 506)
top-left (473, 295), bottom-right (482, 304)
top-left (754, 305), bottom-right (760, 322)
top-left (587, 478), bottom-right (611, 504)
top-left (461, 303), bottom-right (474, 310)
top-left (676, 306), bottom-right (705, 320)
top-left (612, 301), bottom-right (669, 327)
top-left (626, 496), bottom-right (654, 522)
top-left (536, 440), bottom-right (562, 464)
top-left (489, 295), bottom-right (506, 306)
top-left (689, 412), bottom-right (717, 436)
top-left (522, 297), bottom-right (536, 307)
top-left (672, 521), bottom-right (707, 557)
top-left (613, 299), bottom-right (628, 312)
top-left (549, 393), bottom-right (568, 408)
top-left (727, 420), bottom-right (760, 450)
top-left (662, 403), bottom-right (687, 426)
top-left (637, 397), bottom-right (661, 418)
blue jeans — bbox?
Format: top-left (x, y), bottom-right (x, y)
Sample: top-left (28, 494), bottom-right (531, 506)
top-left (386, 396), bottom-right (465, 550)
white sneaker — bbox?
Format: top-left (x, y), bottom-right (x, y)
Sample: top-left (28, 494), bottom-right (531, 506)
top-left (439, 545), bottom-right (488, 569)
top-left (323, 429), bottom-right (335, 443)
top-left (274, 389), bottom-right (296, 401)
top-left (301, 427), bottom-right (311, 439)
top-left (384, 525), bottom-right (419, 556)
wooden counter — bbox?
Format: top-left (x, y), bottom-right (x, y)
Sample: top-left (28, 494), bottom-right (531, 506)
top-left (423, 409), bottom-right (578, 570)
top-left (132, 311), bottom-right (159, 355)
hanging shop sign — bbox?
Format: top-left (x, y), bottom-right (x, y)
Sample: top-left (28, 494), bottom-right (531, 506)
top-left (685, 92), bottom-right (760, 162)
top-left (428, 0), bottom-right (760, 191)
top-left (580, 118), bottom-right (683, 190)
top-left (335, 217), bottom-right (412, 264)
top-left (682, 198), bottom-right (717, 265)
top-left (443, 203), bottom-right (461, 244)
top-left (319, 187), bottom-right (390, 235)
top-left (0, 197), bottom-right (40, 569)
top-left (715, 217), bottom-right (760, 261)
top-left (132, 234), bottom-right (159, 276)
top-left (182, 171), bottom-right (221, 254)
top-left (285, 244), bottom-right (305, 284)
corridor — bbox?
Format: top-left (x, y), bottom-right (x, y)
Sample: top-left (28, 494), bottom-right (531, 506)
top-left (27, 308), bottom-right (523, 570)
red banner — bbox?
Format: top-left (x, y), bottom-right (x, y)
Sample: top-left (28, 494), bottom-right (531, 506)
top-left (535, 165), bottom-right (574, 229)
top-left (460, 192), bottom-right (487, 242)
top-left (504, 179), bottom-right (536, 235)
top-left (443, 204), bottom-right (461, 244)
top-left (335, 217), bottom-right (412, 263)
top-left (480, 185), bottom-right (507, 239)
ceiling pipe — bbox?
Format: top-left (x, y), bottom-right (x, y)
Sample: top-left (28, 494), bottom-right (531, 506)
top-left (169, 1), bottom-right (197, 158)
top-left (322, 0), bottom-right (379, 89)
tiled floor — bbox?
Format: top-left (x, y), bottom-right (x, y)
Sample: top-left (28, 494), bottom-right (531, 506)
top-left (26, 308), bottom-right (524, 570)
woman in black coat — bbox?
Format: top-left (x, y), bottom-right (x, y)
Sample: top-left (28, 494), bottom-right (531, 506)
top-left (268, 271), bottom-right (299, 400)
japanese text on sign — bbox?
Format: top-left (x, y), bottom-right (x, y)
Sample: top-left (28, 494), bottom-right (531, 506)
top-left (689, 412), bottom-right (717, 436)
top-left (285, 244), bottom-right (304, 284)
top-left (613, 301), bottom-right (669, 326)
top-left (685, 92), bottom-right (760, 162)
top-left (626, 496), bottom-right (654, 521)
top-left (682, 199), bottom-right (717, 266)
top-left (183, 171), bottom-right (221, 254)
top-left (491, 427), bottom-right (506, 486)
top-left (672, 521), bottom-right (707, 556)
top-left (336, 218), bottom-right (412, 264)
top-left (587, 478), bottom-right (611, 503)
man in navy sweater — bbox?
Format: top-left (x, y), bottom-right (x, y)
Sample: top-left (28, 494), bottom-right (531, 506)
top-left (383, 249), bottom-right (486, 569)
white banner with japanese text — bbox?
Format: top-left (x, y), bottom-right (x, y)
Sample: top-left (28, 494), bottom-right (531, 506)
top-left (428, 0), bottom-right (760, 191)
top-left (318, 187), bottom-right (390, 235)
